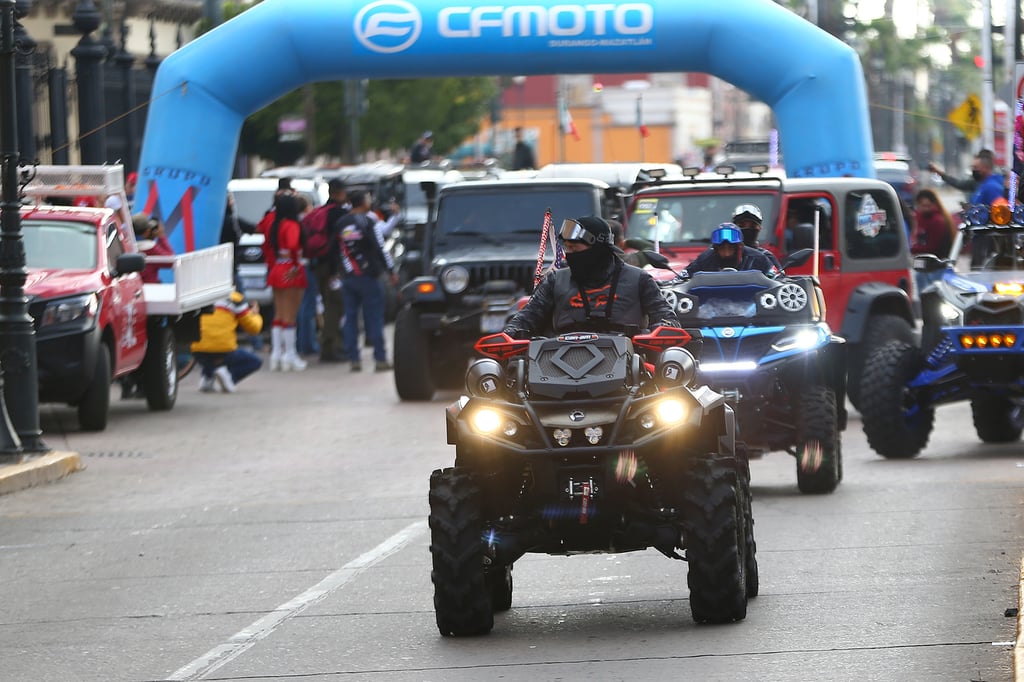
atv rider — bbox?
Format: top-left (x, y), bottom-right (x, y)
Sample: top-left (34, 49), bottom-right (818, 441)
top-left (684, 223), bottom-right (777, 277)
top-left (503, 215), bottom-right (678, 338)
top-left (732, 203), bottom-right (783, 271)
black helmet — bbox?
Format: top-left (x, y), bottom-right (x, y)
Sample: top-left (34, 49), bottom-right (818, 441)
top-left (559, 215), bottom-right (621, 252)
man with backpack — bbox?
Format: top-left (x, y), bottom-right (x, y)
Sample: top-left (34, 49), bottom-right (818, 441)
top-left (303, 178), bottom-right (350, 362)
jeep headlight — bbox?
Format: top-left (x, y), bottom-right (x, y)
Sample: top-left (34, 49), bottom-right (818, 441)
top-left (440, 266), bottom-right (470, 294)
top-left (771, 328), bottom-right (822, 353)
top-left (39, 293), bottom-right (98, 327)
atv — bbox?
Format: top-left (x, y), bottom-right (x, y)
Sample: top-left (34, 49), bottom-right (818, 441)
top-left (859, 205), bottom-right (1024, 458)
top-left (430, 326), bottom-right (754, 636)
top-left (649, 250), bottom-right (847, 494)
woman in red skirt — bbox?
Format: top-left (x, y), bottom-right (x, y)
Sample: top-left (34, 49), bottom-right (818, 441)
top-left (262, 193), bottom-right (308, 371)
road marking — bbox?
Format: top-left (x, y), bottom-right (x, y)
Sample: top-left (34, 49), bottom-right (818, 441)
top-left (166, 519), bottom-right (427, 681)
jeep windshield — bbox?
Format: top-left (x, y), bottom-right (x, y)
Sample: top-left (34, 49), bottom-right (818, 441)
top-left (628, 193), bottom-right (780, 246)
top-left (437, 188), bottom-right (596, 240)
top-left (22, 220), bottom-right (98, 270)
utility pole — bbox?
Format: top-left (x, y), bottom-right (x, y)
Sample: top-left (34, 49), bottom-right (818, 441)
top-left (982, 0), bottom-right (995, 151)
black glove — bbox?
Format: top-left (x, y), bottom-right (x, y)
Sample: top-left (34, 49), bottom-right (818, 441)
top-left (502, 327), bottom-right (527, 340)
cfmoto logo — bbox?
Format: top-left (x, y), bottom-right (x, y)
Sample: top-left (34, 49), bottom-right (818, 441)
top-left (355, 0), bottom-right (422, 54)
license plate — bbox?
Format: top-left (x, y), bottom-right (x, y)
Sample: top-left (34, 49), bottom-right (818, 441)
top-left (242, 277), bottom-right (265, 290)
top-left (481, 313), bottom-right (507, 333)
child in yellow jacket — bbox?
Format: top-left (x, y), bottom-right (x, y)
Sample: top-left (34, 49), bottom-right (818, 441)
top-left (191, 290), bottom-right (264, 393)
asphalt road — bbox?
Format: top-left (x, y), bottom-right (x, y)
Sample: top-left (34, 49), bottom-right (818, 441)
top-left (1, 336), bottom-right (1022, 682)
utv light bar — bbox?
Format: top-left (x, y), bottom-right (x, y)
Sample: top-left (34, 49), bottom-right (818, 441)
top-left (993, 282), bottom-right (1024, 296)
top-left (699, 360), bottom-right (759, 372)
top-left (959, 333), bottom-right (1018, 349)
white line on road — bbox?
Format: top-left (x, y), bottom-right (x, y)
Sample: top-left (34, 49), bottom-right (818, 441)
top-left (166, 519), bottom-right (428, 681)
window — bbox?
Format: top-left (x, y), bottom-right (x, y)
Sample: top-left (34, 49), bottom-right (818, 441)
top-left (21, 220), bottom-right (98, 270)
top-left (784, 197), bottom-right (834, 252)
top-left (627, 193), bottom-right (780, 246)
top-left (844, 190), bottom-right (902, 260)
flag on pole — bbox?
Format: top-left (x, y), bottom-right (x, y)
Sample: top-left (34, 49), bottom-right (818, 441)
top-left (636, 97), bottom-right (650, 138)
top-left (559, 97), bottom-right (580, 141)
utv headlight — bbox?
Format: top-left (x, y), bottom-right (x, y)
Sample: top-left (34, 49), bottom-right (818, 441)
top-left (39, 293), bottom-right (98, 327)
top-left (440, 266), bottom-right (470, 294)
top-left (471, 408), bottom-right (502, 434)
top-left (940, 302), bottom-right (961, 322)
top-left (655, 398), bottom-right (687, 424)
top-left (771, 328), bottom-right (822, 353)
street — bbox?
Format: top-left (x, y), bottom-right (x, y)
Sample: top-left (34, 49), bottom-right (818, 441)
top-left (1, 339), bottom-right (1022, 682)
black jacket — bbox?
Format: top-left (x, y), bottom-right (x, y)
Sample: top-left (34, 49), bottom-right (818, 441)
top-left (504, 258), bottom-right (678, 337)
top-left (684, 245), bottom-right (776, 277)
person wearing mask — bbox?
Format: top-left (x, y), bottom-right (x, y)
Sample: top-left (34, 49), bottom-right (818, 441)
top-left (911, 188), bottom-right (957, 291)
top-left (967, 149), bottom-right (1005, 266)
top-left (731, 203), bottom-right (782, 270)
top-left (334, 190), bottom-right (396, 372)
top-left (262, 193), bottom-right (308, 371)
top-left (503, 215), bottom-right (677, 338)
top-left (684, 223), bottom-right (776, 277)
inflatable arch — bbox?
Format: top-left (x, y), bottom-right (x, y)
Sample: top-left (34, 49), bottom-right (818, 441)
top-left (136, 0), bottom-right (874, 252)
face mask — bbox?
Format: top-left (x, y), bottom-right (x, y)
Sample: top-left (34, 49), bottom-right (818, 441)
top-left (565, 247), bottom-right (612, 284)
top-left (972, 169), bottom-right (985, 182)
top-left (740, 227), bottom-right (759, 247)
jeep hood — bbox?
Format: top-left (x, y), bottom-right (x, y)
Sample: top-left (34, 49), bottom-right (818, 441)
top-left (432, 242), bottom-right (547, 266)
top-left (26, 268), bottom-right (105, 300)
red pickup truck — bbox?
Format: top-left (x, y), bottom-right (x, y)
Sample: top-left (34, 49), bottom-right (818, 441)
top-left (21, 165), bottom-right (233, 430)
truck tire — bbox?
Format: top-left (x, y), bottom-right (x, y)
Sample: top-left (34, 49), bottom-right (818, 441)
top-left (78, 344), bottom-right (111, 432)
top-left (794, 386), bottom-right (842, 494)
top-left (681, 455), bottom-right (747, 624)
top-left (394, 307), bottom-right (436, 401)
top-left (429, 467), bottom-right (493, 636)
top-left (142, 323), bottom-right (178, 411)
top-left (847, 314), bottom-right (915, 410)
top-left (860, 342), bottom-right (933, 458)
top-left (486, 564), bottom-right (513, 612)
top-left (970, 395), bottom-right (1024, 443)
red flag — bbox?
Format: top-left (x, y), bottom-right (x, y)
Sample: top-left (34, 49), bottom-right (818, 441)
top-left (639, 124), bottom-right (650, 139)
top-left (559, 99), bottom-right (580, 141)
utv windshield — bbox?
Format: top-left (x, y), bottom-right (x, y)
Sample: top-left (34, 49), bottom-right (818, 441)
top-left (628, 193), bottom-right (780, 246)
top-left (22, 220), bottom-right (98, 270)
top-left (437, 188), bottom-right (596, 239)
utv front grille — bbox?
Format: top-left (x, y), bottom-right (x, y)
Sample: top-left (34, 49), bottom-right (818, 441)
top-left (966, 302), bottom-right (1024, 326)
top-left (703, 333), bottom-right (777, 363)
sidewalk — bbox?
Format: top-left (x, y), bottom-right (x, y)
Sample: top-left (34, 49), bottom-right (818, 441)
top-left (0, 450), bottom-right (83, 495)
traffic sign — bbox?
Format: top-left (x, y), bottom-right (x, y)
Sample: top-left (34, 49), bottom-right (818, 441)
top-left (949, 94), bottom-right (982, 140)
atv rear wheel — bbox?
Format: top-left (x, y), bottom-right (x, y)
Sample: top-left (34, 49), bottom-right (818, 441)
top-left (486, 564), bottom-right (513, 612)
top-left (394, 307), bottom-right (436, 401)
top-left (429, 468), bottom-right (493, 636)
top-left (681, 455), bottom-right (747, 624)
top-left (860, 342), bottom-right (934, 458)
top-left (971, 395), bottom-right (1024, 443)
top-left (794, 386), bottom-right (841, 494)
top-left (848, 314), bottom-right (915, 410)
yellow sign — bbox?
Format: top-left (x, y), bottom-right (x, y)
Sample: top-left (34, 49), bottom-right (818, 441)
top-left (949, 94), bottom-right (982, 140)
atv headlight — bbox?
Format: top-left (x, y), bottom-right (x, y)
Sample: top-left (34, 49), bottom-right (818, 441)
top-left (771, 328), bottom-right (822, 353)
top-left (39, 293), bottom-right (98, 327)
top-left (471, 408), bottom-right (502, 434)
top-left (655, 398), bottom-right (687, 425)
top-left (440, 266), bottom-right (469, 294)
top-left (940, 302), bottom-right (961, 322)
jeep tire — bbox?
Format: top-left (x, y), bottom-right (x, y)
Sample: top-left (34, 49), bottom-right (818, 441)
top-left (681, 455), bottom-right (747, 624)
top-left (971, 394), bottom-right (1024, 443)
top-left (429, 468), bottom-right (493, 636)
top-left (848, 314), bottom-right (915, 410)
top-left (860, 342), bottom-right (934, 458)
top-left (794, 386), bottom-right (842, 494)
top-left (142, 323), bottom-right (178, 411)
top-left (78, 343), bottom-right (111, 432)
top-left (394, 307), bottom-right (436, 401)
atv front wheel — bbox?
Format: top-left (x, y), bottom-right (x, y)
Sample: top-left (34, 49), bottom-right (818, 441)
top-left (681, 455), bottom-right (747, 624)
top-left (794, 386), bottom-right (841, 494)
top-left (860, 342), bottom-right (934, 458)
top-left (429, 468), bottom-right (493, 636)
top-left (737, 457), bottom-right (758, 598)
top-left (971, 395), bottom-right (1024, 443)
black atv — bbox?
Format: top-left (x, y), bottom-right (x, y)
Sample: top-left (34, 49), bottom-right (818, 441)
top-left (859, 210), bottom-right (1024, 458)
top-left (650, 250), bottom-right (847, 494)
top-left (429, 327), bottom-right (755, 636)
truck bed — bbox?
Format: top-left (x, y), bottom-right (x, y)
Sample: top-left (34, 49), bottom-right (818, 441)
top-left (142, 243), bottom-right (235, 315)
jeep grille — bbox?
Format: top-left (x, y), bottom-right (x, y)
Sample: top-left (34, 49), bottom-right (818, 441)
top-left (467, 263), bottom-right (537, 293)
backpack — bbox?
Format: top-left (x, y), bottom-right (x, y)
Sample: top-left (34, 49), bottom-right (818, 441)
top-left (301, 204), bottom-right (332, 259)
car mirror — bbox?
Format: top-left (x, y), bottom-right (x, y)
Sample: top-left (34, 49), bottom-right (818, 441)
top-left (782, 248), bottom-right (814, 270)
top-left (116, 252), bottom-right (145, 275)
top-left (913, 254), bottom-right (947, 272)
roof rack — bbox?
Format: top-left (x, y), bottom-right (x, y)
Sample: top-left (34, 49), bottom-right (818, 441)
top-left (21, 164), bottom-right (125, 199)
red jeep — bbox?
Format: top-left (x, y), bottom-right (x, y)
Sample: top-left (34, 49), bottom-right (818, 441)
top-left (626, 169), bottom-right (917, 407)
top-left (21, 165), bottom-right (233, 430)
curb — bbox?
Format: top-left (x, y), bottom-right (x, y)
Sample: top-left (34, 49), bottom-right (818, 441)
top-left (0, 451), bottom-right (83, 496)
top-left (1017, 556), bottom-right (1024, 680)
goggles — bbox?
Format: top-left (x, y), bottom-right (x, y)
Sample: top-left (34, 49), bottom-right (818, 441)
top-left (711, 225), bottom-right (744, 245)
top-left (559, 218), bottom-right (597, 245)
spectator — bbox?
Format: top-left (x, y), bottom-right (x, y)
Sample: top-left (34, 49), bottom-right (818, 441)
top-left (927, 159), bottom-right (977, 200)
top-left (511, 127), bottom-right (536, 170)
top-left (503, 216), bottom-right (677, 338)
top-left (312, 178), bottom-right (350, 363)
top-left (911, 188), bottom-right (956, 290)
top-left (132, 213), bottom-right (174, 283)
top-left (294, 195), bottom-right (321, 358)
top-left (967, 149), bottom-right (1005, 266)
top-left (684, 223), bottom-right (775, 277)
top-left (220, 191), bottom-right (255, 294)
top-left (334, 190), bottom-right (394, 372)
top-left (410, 131), bottom-right (434, 164)
top-left (191, 290), bottom-right (264, 393)
top-left (262, 193), bottom-right (308, 372)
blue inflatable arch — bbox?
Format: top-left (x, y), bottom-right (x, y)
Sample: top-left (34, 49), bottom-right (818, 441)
top-left (136, 0), bottom-right (873, 251)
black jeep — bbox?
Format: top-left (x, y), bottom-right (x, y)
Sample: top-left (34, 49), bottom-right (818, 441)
top-left (394, 178), bottom-right (624, 401)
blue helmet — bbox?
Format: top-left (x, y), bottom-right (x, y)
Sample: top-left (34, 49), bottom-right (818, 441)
top-left (711, 223), bottom-right (744, 245)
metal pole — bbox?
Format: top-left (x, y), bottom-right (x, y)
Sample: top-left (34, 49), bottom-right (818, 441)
top-left (13, 0), bottom-right (34, 163)
top-left (114, 19), bottom-right (136, 174)
top-left (982, 0), bottom-right (995, 151)
top-left (0, 0), bottom-right (43, 454)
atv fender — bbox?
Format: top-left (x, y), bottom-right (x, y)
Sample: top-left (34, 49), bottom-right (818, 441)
top-left (445, 396), bottom-right (468, 444)
top-left (839, 283), bottom-right (915, 345)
